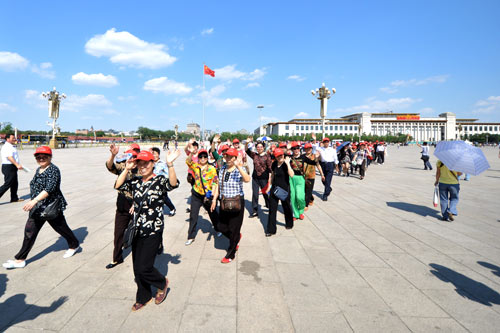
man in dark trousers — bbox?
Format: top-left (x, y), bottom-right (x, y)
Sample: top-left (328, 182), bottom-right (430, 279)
top-left (0, 133), bottom-right (24, 203)
top-left (245, 137), bottom-right (272, 218)
top-left (105, 143), bottom-right (140, 269)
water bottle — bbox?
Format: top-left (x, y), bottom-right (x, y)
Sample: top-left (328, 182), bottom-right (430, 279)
top-left (115, 153), bottom-right (132, 163)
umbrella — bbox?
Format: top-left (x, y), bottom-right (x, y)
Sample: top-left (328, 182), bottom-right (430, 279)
top-left (336, 141), bottom-right (350, 152)
top-left (257, 136), bottom-right (272, 141)
top-left (434, 140), bottom-right (490, 176)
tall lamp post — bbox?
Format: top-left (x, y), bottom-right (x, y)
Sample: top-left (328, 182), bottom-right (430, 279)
top-left (42, 87), bottom-right (66, 149)
top-left (311, 83), bottom-right (336, 139)
top-left (257, 105), bottom-right (264, 135)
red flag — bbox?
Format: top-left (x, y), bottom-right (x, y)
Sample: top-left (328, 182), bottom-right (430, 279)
top-left (204, 65), bottom-right (215, 77)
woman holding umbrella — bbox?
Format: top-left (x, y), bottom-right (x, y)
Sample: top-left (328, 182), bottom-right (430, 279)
top-left (434, 161), bottom-right (462, 222)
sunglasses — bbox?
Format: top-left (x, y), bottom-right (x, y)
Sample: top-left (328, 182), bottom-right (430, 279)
top-left (35, 154), bottom-right (50, 160)
top-left (198, 154), bottom-right (208, 159)
top-left (292, 147), bottom-right (300, 150)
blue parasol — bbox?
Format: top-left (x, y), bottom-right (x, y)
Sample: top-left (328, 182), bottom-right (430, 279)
top-left (257, 136), bottom-right (272, 141)
top-left (336, 141), bottom-right (350, 152)
top-left (434, 140), bottom-right (490, 176)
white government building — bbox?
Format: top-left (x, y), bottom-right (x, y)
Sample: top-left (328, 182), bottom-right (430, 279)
top-left (256, 112), bottom-right (500, 142)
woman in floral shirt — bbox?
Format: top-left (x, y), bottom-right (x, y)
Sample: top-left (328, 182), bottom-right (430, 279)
top-left (185, 148), bottom-right (220, 245)
top-left (115, 149), bottom-right (180, 311)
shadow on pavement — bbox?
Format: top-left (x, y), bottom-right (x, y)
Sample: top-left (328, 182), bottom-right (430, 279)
top-left (402, 166), bottom-right (426, 170)
top-left (0, 294), bottom-right (68, 331)
top-left (0, 273), bottom-right (6, 299)
top-left (26, 227), bottom-right (88, 265)
top-left (429, 263), bottom-right (500, 306)
top-left (477, 261), bottom-right (500, 277)
top-left (386, 202), bottom-right (441, 218)
top-left (156, 253), bottom-right (181, 277)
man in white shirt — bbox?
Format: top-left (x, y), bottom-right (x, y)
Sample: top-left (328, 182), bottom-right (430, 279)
top-left (0, 133), bottom-right (24, 202)
top-left (376, 143), bottom-right (386, 164)
top-left (316, 137), bottom-right (338, 201)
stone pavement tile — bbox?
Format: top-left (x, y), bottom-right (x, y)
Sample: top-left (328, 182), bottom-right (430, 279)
top-left (292, 219), bottom-right (336, 249)
top-left (380, 253), bottom-right (456, 290)
top-left (237, 247), bottom-right (280, 283)
top-left (343, 309), bottom-right (410, 333)
top-left (275, 263), bottom-right (340, 313)
top-left (93, 265), bottom-right (136, 300)
top-left (399, 317), bottom-right (468, 333)
top-left (328, 285), bottom-right (390, 313)
top-left (187, 259), bottom-right (236, 307)
top-left (348, 229), bottom-right (405, 254)
top-left (4, 327), bottom-right (48, 333)
top-left (310, 217), bottom-right (356, 241)
top-left (289, 310), bottom-right (352, 332)
top-left (356, 267), bottom-right (448, 317)
top-left (201, 236), bottom-right (230, 260)
top-left (447, 253), bottom-right (500, 285)
top-left (332, 239), bottom-right (388, 268)
top-left (237, 279), bottom-right (294, 332)
top-left (59, 298), bottom-right (131, 333)
top-left (178, 304), bottom-right (236, 332)
top-left (268, 237), bottom-right (311, 264)
top-left (422, 288), bottom-right (500, 332)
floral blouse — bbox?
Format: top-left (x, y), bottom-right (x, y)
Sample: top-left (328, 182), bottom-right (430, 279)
top-left (118, 175), bottom-right (179, 237)
top-left (30, 164), bottom-right (67, 212)
top-left (186, 159), bottom-right (218, 195)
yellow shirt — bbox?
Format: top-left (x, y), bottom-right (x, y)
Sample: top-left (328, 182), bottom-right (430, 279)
top-left (186, 159), bottom-right (218, 195)
top-left (437, 160), bottom-right (459, 185)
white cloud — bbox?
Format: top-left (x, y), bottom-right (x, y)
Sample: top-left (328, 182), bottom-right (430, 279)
top-left (0, 102), bottom-right (16, 112)
top-left (0, 51), bottom-right (29, 71)
top-left (207, 97), bottom-right (250, 110)
top-left (72, 72), bottom-right (119, 87)
top-left (64, 94), bottom-right (113, 113)
top-left (117, 95), bottom-right (136, 101)
top-left (143, 77), bottom-right (192, 95)
top-left (85, 28), bottom-right (177, 69)
top-left (201, 28), bottom-right (214, 35)
top-left (294, 112), bottom-right (310, 118)
top-left (245, 82), bottom-right (260, 88)
top-left (334, 97), bottom-right (421, 114)
top-left (287, 75), bottom-right (305, 82)
top-left (170, 101), bottom-right (179, 107)
top-left (213, 65), bottom-right (266, 81)
top-left (473, 96), bottom-right (500, 114)
top-left (31, 62), bottom-right (55, 79)
top-left (380, 74), bottom-right (449, 93)
top-left (25, 89), bottom-right (46, 108)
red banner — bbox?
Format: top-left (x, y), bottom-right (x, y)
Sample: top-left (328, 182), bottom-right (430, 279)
top-left (396, 115), bottom-right (420, 120)
top-left (204, 65), bottom-right (215, 77)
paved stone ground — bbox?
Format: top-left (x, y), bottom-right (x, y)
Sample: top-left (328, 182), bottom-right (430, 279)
top-left (1, 145), bottom-right (500, 332)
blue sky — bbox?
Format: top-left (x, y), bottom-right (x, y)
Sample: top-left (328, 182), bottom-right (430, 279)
top-left (1, 0), bottom-right (499, 133)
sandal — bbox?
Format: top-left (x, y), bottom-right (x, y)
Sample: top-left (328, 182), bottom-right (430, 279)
top-left (155, 278), bottom-right (169, 305)
top-left (131, 299), bottom-right (152, 311)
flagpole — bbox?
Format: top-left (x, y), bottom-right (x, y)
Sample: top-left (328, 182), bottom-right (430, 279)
top-left (202, 62), bottom-right (206, 144)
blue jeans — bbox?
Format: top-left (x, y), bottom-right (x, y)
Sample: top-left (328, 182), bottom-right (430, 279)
top-left (438, 183), bottom-right (460, 218)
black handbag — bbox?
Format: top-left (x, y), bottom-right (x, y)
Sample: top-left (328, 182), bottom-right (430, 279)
top-left (123, 182), bottom-right (154, 249)
top-left (197, 167), bottom-right (213, 206)
top-left (29, 198), bottom-right (61, 220)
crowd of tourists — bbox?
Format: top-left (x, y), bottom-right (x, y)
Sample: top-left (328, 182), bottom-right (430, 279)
top-left (3, 131), bottom-right (485, 313)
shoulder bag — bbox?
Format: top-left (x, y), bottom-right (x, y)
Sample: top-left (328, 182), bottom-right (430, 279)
top-left (220, 168), bottom-right (241, 212)
top-left (123, 180), bottom-right (155, 249)
top-left (30, 198), bottom-right (62, 220)
top-left (271, 163), bottom-right (289, 201)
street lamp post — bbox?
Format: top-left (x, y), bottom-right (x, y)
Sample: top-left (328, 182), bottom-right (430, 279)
top-left (42, 87), bottom-right (66, 149)
top-left (257, 105), bottom-right (264, 135)
top-left (311, 83), bottom-right (336, 140)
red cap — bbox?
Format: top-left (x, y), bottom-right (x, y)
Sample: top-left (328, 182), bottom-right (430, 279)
top-left (225, 148), bottom-right (238, 157)
top-left (198, 149), bottom-right (208, 155)
top-left (136, 150), bottom-right (155, 161)
top-left (124, 149), bottom-right (138, 157)
top-left (336, 142), bottom-right (341, 146)
top-left (273, 148), bottom-right (284, 157)
top-left (304, 143), bottom-right (312, 149)
top-left (34, 146), bottom-right (52, 156)
top-left (219, 144), bottom-right (230, 153)
top-left (290, 141), bottom-right (299, 148)
top-left (232, 138), bottom-right (240, 144)
top-left (278, 142), bottom-right (287, 148)
top-left (130, 143), bottom-right (140, 150)
top-left (322, 137), bottom-right (330, 142)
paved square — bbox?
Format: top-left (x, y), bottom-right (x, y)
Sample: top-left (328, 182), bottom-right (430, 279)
top-left (1, 145), bottom-right (500, 332)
